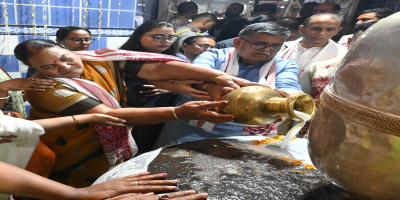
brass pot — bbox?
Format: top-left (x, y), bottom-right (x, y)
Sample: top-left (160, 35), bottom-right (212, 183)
top-left (220, 86), bottom-right (316, 125)
top-left (308, 13), bottom-right (400, 200)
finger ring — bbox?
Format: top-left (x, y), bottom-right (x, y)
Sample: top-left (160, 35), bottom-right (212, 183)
top-left (31, 78), bottom-right (35, 81)
top-left (158, 194), bottom-right (170, 200)
top-left (132, 181), bottom-right (138, 186)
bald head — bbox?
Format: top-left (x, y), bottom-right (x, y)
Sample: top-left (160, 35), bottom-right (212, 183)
top-left (303, 13), bottom-right (341, 26)
top-left (313, 2), bottom-right (341, 14)
top-left (299, 14), bottom-right (342, 48)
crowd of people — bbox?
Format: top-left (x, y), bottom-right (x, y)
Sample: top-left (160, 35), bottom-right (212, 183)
top-left (0, 1), bottom-right (396, 199)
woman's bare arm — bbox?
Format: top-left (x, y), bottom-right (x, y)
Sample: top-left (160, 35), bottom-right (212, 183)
top-left (33, 114), bottom-right (126, 133)
top-left (121, 61), bottom-right (257, 89)
top-left (148, 80), bottom-right (210, 100)
top-left (85, 101), bottom-right (234, 125)
top-left (0, 161), bottom-right (191, 200)
top-left (0, 78), bottom-right (55, 109)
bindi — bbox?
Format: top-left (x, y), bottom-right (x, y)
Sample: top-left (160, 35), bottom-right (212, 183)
top-left (53, 60), bottom-right (57, 63)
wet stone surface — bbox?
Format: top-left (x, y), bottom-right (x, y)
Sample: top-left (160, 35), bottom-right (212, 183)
top-left (148, 139), bottom-right (357, 200)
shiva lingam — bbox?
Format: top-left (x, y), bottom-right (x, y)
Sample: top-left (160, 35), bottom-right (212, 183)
top-left (219, 86), bottom-right (316, 125)
top-left (308, 12), bottom-right (400, 200)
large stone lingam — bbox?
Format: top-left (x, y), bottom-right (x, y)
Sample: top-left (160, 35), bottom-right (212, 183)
top-left (308, 13), bottom-right (400, 200)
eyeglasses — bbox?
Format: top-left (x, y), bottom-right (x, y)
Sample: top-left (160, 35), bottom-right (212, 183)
top-left (240, 38), bottom-right (283, 51)
top-left (144, 34), bottom-right (178, 42)
top-left (65, 37), bottom-right (95, 43)
top-left (194, 44), bottom-right (215, 49)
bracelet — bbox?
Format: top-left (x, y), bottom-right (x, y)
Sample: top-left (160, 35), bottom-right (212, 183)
top-left (0, 95), bottom-right (10, 100)
top-left (71, 115), bottom-right (79, 126)
top-left (171, 107), bottom-right (182, 121)
top-left (210, 73), bottom-right (226, 83)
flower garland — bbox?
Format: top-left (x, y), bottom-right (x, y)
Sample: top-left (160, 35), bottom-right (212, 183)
top-left (116, 0), bottom-right (121, 37)
top-left (2, 0), bottom-right (11, 60)
top-left (82, 0), bottom-right (88, 27)
top-left (71, 0), bottom-right (75, 25)
top-left (30, 0), bottom-right (37, 37)
top-left (42, 0), bottom-right (48, 37)
top-left (98, 0), bottom-right (102, 42)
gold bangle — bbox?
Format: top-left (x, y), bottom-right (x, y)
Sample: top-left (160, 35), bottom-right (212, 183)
top-left (210, 73), bottom-right (226, 83)
top-left (71, 115), bottom-right (79, 126)
top-left (171, 107), bottom-right (182, 121)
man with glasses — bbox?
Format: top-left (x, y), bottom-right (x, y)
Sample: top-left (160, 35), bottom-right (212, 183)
top-left (174, 13), bottom-right (218, 50)
top-left (179, 35), bottom-right (216, 63)
top-left (278, 13), bottom-right (347, 76)
top-left (154, 23), bottom-right (302, 148)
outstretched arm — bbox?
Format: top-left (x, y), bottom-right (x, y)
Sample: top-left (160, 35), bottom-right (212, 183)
top-left (33, 114), bottom-right (126, 133)
top-left (0, 161), bottom-right (76, 200)
top-left (0, 78), bottom-right (55, 109)
top-left (86, 101), bottom-right (234, 125)
top-left (148, 80), bottom-right (211, 100)
top-left (122, 61), bottom-right (255, 89)
top-left (0, 161), bottom-right (205, 200)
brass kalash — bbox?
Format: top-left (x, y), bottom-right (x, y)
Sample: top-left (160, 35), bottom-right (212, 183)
top-left (219, 86), bottom-right (315, 125)
top-left (308, 13), bottom-right (400, 200)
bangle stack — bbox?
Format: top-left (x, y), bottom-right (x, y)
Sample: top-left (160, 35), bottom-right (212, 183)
top-left (0, 95), bottom-right (10, 100)
top-left (171, 107), bottom-right (182, 121)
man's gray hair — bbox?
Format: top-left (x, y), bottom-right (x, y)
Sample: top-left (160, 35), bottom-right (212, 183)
top-left (238, 23), bottom-right (291, 39)
top-left (303, 13), bottom-right (342, 26)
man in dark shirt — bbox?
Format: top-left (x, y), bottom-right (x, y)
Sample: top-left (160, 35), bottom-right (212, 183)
top-left (213, 3), bottom-right (247, 42)
top-left (168, 1), bottom-right (198, 29)
top-left (296, 2), bottom-right (319, 24)
top-left (215, 15), bottom-right (277, 49)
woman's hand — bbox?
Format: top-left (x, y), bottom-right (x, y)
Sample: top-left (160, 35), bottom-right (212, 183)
top-left (74, 172), bottom-right (182, 200)
top-left (0, 78), bottom-right (55, 92)
top-left (108, 190), bottom-right (208, 200)
top-left (140, 85), bottom-right (172, 97)
top-left (203, 83), bottom-right (233, 102)
top-left (212, 74), bottom-right (264, 89)
top-left (170, 80), bottom-right (210, 100)
top-left (0, 135), bottom-right (16, 143)
top-left (75, 114), bottom-right (127, 126)
top-left (175, 101), bottom-right (234, 124)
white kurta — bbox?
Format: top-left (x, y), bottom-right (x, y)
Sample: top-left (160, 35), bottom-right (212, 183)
top-left (277, 38), bottom-right (347, 76)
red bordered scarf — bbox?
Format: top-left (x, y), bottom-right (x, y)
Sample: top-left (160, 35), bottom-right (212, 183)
top-left (53, 78), bottom-right (137, 165)
top-left (75, 47), bottom-right (188, 63)
top-left (53, 48), bottom-right (188, 165)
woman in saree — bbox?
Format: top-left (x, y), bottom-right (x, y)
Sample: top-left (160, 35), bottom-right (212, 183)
top-left (14, 39), bottom-right (252, 187)
top-left (119, 20), bottom-right (208, 155)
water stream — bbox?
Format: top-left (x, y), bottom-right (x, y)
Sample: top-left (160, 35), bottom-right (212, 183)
top-left (280, 110), bottom-right (312, 148)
